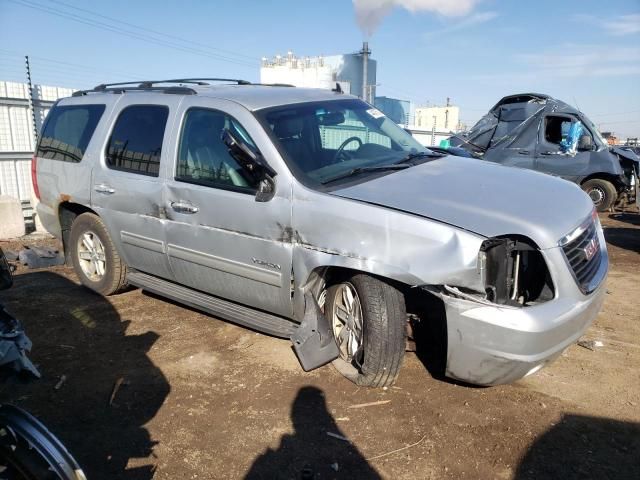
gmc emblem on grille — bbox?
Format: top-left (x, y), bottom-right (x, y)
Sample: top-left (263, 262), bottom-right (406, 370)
top-left (583, 237), bottom-right (598, 261)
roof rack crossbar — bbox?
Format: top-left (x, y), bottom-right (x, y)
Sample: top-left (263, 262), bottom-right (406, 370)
top-left (70, 77), bottom-right (294, 97)
top-left (91, 78), bottom-right (251, 91)
top-left (72, 85), bottom-right (197, 97)
top-left (160, 78), bottom-right (252, 85)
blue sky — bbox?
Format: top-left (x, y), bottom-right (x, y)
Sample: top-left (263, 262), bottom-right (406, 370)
top-left (1, 0), bottom-right (639, 138)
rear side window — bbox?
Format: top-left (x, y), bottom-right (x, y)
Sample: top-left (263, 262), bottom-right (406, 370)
top-left (37, 104), bottom-right (105, 163)
top-left (106, 105), bottom-right (169, 177)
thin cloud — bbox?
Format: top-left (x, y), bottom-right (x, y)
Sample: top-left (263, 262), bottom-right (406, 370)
top-left (423, 11), bottom-right (499, 38)
top-left (573, 13), bottom-right (640, 36)
top-left (470, 45), bottom-right (640, 84)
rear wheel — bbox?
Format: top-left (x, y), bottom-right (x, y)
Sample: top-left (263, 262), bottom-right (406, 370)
top-left (69, 213), bottom-right (127, 295)
top-left (582, 178), bottom-right (617, 212)
top-left (324, 274), bottom-right (406, 387)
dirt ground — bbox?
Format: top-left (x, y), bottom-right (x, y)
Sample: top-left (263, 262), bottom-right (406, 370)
top-left (0, 211), bottom-right (638, 480)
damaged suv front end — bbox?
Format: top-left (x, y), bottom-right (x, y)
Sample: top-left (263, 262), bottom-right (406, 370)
top-left (323, 154), bottom-right (608, 386)
top-left (429, 210), bottom-right (607, 385)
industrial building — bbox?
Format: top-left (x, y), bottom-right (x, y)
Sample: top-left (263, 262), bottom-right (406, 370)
top-left (0, 81), bottom-right (74, 230)
top-left (373, 96), bottom-right (411, 126)
top-left (260, 43), bottom-right (377, 102)
top-left (414, 101), bottom-right (460, 132)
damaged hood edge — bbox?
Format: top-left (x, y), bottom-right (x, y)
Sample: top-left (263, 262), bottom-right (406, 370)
top-left (331, 157), bottom-right (595, 250)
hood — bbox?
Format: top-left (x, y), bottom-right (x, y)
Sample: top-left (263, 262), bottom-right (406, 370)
top-left (331, 156), bottom-right (594, 249)
top-left (611, 146), bottom-right (640, 164)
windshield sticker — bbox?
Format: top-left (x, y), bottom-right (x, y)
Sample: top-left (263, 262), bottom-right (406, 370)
top-left (366, 108), bottom-right (385, 119)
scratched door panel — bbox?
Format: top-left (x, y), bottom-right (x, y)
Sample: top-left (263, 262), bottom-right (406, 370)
top-left (164, 182), bottom-right (294, 317)
top-left (91, 98), bottom-right (181, 280)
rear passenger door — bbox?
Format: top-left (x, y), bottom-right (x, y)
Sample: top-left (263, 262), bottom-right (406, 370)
top-left (163, 100), bottom-right (294, 318)
top-left (91, 98), bottom-right (178, 280)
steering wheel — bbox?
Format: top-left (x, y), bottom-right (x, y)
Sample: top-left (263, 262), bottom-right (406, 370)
top-left (334, 136), bottom-right (363, 162)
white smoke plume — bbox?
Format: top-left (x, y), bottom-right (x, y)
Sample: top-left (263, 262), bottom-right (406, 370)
top-left (353, 0), bottom-right (481, 36)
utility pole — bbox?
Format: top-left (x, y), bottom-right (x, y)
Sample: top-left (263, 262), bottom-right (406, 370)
top-left (360, 41), bottom-right (371, 103)
top-left (431, 115), bottom-right (437, 146)
top-left (25, 55), bottom-right (38, 147)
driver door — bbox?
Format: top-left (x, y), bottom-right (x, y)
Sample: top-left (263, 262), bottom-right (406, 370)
top-left (534, 114), bottom-right (592, 182)
top-left (163, 99), bottom-right (294, 318)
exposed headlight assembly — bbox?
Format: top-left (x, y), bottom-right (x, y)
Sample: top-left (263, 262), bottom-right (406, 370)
top-left (479, 237), bottom-right (554, 306)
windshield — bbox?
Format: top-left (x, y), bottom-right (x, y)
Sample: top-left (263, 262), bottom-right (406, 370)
top-left (579, 114), bottom-right (607, 148)
top-left (257, 99), bottom-right (431, 186)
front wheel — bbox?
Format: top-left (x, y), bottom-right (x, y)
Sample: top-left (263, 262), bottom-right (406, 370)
top-left (69, 213), bottom-right (127, 295)
top-left (325, 274), bottom-right (407, 387)
top-left (582, 178), bottom-right (618, 212)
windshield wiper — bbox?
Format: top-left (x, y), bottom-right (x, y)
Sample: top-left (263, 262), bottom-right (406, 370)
top-left (397, 151), bottom-right (446, 164)
top-left (321, 163), bottom-right (411, 185)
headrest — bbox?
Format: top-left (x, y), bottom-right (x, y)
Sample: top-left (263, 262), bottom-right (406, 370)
top-left (273, 116), bottom-right (303, 139)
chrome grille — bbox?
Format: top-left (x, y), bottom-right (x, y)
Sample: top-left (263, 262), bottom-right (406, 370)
top-left (561, 220), bottom-right (602, 293)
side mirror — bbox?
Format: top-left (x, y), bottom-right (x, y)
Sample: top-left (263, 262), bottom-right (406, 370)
top-left (222, 129), bottom-right (277, 202)
top-left (0, 248), bottom-right (13, 291)
top-left (578, 134), bottom-right (592, 151)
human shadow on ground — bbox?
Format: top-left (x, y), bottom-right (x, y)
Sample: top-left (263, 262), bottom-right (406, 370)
top-left (515, 414), bottom-right (640, 480)
top-left (245, 385), bottom-right (381, 479)
top-left (609, 212), bottom-right (640, 227)
top-left (0, 270), bottom-right (170, 479)
top-left (603, 227), bottom-right (640, 254)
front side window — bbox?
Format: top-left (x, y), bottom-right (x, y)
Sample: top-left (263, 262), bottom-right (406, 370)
top-left (37, 104), bottom-right (105, 163)
top-left (176, 108), bottom-right (257, 191)
top-left (544, 116), bottom-right (573, 145)
top-left (106, 105), bottom-right (168, 176)
top-left (258, 99), bottom-right (428, 187)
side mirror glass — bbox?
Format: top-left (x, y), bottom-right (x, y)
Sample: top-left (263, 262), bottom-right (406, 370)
top-left (0, 248), bottom-right (13, 291)
top-left (578, 134), bottom-right (592, 151)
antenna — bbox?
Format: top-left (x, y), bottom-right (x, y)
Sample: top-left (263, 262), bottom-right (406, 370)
top-left (573, 96), bottom-right (582, 113)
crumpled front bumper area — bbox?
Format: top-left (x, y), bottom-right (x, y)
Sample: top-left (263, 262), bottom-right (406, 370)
top-left (441, 282), bottom-right (606, 386)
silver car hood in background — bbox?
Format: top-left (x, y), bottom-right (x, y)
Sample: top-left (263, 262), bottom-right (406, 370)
top-left (332, 156), bottom-right (594, 249)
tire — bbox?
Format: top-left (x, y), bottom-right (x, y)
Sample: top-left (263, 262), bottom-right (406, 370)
top-left (69, 213), bottom-right (127, 295)
top-left (582, 178), bottom-right (618, 212)
top-left (325, 274), bottom-right (407, 387)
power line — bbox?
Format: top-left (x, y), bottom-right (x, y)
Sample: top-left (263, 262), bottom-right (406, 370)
top-left (6, 0), bottom-right (258, 69)
top-left (589, 109), bottom-right (640, 117)
top-left (46, 0), bottom-right (258, 62)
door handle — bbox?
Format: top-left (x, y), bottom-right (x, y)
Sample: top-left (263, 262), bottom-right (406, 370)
top-left (517, 150), bottom-right (530, 155)
top-left (170, 201), bottom-right (199, 214)
top-left (94, 184), bottom-right (115, 194)
top-left (539, 151), bottom-right (555, 156)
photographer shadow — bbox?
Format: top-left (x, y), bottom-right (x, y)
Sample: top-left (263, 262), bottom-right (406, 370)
top-left (0, 270), bottom-right (169, 479)
top-left (245, 385), bottom-right (381, 479)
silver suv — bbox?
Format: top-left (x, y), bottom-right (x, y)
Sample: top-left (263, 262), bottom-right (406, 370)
top-left (32, 79), bottom-right (608, 388)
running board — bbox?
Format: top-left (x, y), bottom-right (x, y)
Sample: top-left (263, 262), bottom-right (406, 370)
top-left (126, 271), bottom-right (298, 338)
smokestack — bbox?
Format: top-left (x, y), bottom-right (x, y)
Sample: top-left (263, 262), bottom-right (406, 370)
top-left (360, 41), bottom-right (371, 103)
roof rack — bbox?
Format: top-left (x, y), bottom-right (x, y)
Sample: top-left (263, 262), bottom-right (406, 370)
top-left (72, 78), bottom-right (252, 97)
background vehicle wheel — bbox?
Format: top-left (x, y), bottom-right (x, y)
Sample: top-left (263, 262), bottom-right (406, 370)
top-left (324, 274), bottom-right (406, 387)
top-left (582, 179), bottom-right (617, 212)
top-left (69, 213), bottom-right (127, 295)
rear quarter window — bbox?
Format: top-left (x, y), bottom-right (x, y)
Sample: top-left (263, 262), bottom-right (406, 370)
top-left (106, 105), bottom-right (169, 177)
top-left (36, 104), bottom-right (105, 163)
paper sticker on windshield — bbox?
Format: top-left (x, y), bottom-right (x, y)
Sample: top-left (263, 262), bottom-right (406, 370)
top-left (366, 108), bottom-right (385, 119)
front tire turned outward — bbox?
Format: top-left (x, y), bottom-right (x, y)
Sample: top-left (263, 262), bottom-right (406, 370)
top-left (69, 213), bottom-right (127, 296)
top-left (324, 274), bottom-right (407, 388)
top-left (582, 178), bottom-right (618, 212)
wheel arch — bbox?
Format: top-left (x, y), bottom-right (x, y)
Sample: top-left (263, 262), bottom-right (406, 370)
top-left (580, 173), bottom-right (625, 192)
top-left (58, 202), bottom-right (98, 264)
